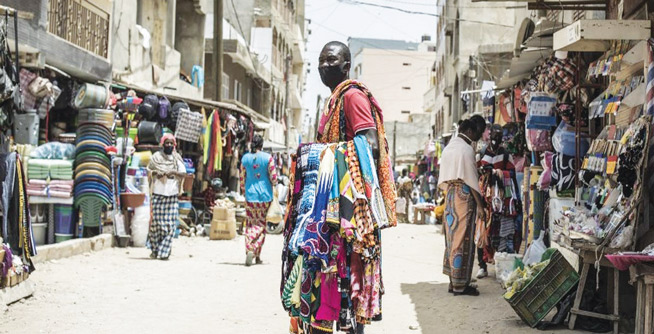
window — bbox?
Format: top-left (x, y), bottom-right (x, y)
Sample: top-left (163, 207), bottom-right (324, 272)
top-left (234, 80), bottom-right (242, 101)
top-left (222, 73), bottom-right (230, 100)
top-left (401, 110), bottom-right (410, 114)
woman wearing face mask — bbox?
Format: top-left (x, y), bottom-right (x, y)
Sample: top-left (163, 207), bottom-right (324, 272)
top-left (147, 133), bottom-right (187, 260)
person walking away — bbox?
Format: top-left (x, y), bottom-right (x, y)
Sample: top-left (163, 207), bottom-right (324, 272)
top-left (240, 135), bottom-right (277, 266)
top-left (428, 171), bottom-right (438, 202)
top-left (397, 169), bottom-right (412, 223)
top-left (438, 116), bottom-right (486, 296)
top-left (147, 134), bottom-right (187, 260)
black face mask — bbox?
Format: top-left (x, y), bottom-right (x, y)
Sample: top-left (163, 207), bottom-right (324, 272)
top-left (319, 62), bottom-right (347, 89)
top-left (163, 146), bottom-right (174, 155)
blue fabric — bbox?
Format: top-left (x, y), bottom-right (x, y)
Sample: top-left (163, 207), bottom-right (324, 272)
top-left (289, 144), bottom-right (325, 254)
top-left (242, 151), bottom-right (274, 203)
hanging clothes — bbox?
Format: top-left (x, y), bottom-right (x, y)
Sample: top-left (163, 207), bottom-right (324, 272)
top-left (203, 109), bottom-right (223, 175)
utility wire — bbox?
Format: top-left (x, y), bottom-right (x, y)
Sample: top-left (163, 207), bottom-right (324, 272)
top-left (336, 0), bottom-right (516, 27)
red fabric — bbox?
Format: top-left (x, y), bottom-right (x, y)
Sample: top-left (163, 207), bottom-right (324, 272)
top-left (344, 89), bottom-right (376, 140)
top-left (605, 254), bottom-right (654, 271)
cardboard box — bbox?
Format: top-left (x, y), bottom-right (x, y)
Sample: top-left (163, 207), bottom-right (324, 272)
top-left (210, 218), bottom-right (236, 240)
top-left (212, 207), bottom-right (236, 221)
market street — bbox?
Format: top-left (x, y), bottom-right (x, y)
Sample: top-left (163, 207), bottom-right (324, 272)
top-left (2, 224), bottom-right (580, 334)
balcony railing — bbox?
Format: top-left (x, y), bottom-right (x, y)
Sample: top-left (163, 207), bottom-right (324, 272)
top-left (47, 0), bottom-right (111, 58)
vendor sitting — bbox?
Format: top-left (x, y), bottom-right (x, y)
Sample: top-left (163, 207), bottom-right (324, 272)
top-left (203, 178), bottom-right (224, 210)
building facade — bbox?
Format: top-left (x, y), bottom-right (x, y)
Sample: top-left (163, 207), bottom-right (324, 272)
top-left (430, 0), bottom-right (528, 137)
top-left (349, 37), bottom-right (436, 123)
top-left (204, 0), bottom-right (307, 149)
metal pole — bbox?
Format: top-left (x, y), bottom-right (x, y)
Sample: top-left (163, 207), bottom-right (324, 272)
top-left (314, 94), bottom-right (322, 141)
top-left (575, 52), bottom-right (581, 206)
top-left (285, 55), bottom-right (291, 149)
top-left (213, 0), bottom-right (223, 101)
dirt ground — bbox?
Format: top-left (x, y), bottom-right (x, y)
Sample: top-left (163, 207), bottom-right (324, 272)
top-left (1, 224), bottom-right (583, 333)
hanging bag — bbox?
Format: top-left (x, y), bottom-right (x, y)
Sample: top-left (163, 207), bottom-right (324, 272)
top-left (266, 190), bottom-right (284, 223)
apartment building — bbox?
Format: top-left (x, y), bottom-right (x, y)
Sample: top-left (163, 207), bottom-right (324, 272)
top-left (349, 37), bottom-right (436, 123)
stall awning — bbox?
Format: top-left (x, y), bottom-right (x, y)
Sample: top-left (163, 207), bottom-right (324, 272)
top-left (252, 120), bottom-right (271, 130)
top-left (553, 20), bottom-right (651, 52)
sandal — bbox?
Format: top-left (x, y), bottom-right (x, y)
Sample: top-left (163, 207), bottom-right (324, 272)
top-left (449, 283), bottom-right (477, 293)
top-left (453, 286), bottom-right (480, 296)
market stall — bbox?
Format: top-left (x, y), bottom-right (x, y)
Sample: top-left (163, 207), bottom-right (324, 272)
top-left (478, 17), bottom-right (654, 333)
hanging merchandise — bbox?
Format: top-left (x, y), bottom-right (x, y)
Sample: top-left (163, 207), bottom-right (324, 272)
top-left (168, 101), bottom-right (189, 131)
top-left (137, 94), bottom-right (158, 121)
top-left (280, 136), bottom-right (395, 332)
top-left (552, 121), bottom-right (589, 157)
top-left (0, 16), bottom-right (19, 123)
top-left (203, 109), bottom-right (223, 175)
top-left (526, 93), bottom-right (557, 130)
top-left (137, 121), bottom-right (163, 145)
top-left (175, 108), bottom-right (203, 143)
top-left (157, 95), bottom-right (170, 123)
top-left (1, 152), bottom-right (36, 272)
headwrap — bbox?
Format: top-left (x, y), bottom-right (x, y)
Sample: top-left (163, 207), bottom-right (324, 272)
top-left (160, 133), bottom-right (177, 147)
top-left (149, 134), bottom-right (183, 175)
top-left (317, 80), bottom-right (397, 228)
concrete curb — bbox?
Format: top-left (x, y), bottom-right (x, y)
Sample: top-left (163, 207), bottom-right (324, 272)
top-left (32, 234), bottom-right (114, 264)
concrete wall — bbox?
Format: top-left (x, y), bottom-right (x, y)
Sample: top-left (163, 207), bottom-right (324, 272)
top-left (385, 115), bottom-right (433, 164)
top-left (4, 0), bottom-right (112, 82)
top-left (354, 47), bottom-right (435, 122)
top-left (175, 0), bottom-right (207, 77)
top-left (112, 0), bottom-right (203, 99)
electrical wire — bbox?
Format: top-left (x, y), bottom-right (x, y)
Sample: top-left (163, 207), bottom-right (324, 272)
top-left (336, 0), bottom-right (516, 27)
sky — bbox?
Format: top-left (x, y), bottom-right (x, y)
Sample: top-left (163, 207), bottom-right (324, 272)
top-left (301, 0), bottom-right (437, 135)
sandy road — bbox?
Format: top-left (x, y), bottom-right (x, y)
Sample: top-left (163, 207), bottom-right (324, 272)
top-left (1, 224), bottom-right (580, 333)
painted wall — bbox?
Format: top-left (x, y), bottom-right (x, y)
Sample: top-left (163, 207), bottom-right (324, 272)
top-left (353, 47), bottom-right (436, 122)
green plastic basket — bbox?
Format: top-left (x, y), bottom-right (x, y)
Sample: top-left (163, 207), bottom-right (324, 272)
top-left (506, 250), bottom-right (579, 327)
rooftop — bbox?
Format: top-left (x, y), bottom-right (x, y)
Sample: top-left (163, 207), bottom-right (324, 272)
top-left (348, 37), bottom-right (421, 57)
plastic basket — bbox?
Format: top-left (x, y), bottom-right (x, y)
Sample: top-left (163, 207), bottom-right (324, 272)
top-left (506, 250), bottom-right (579, 327)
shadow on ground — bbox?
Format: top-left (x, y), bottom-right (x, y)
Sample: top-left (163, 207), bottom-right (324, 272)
top-left (400, 281), bottom-right (577, 334)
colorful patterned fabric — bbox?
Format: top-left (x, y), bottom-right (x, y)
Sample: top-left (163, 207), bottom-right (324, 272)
top-left (147, 194), bottom-right (178, 259)
top-left (353, 135), bottom-right (389, 229)
top-left (334, 144), bottom-right (357, 241)
top-left (317, 80), bottom-right (397, 228)
top-left (301, 145), bottom-right (335, 269)
top-left (442, 181), bottom-right (476, 292)
top-left (289, 144), bottom-right (326, 254)
top-left (244, 201), bottom-right (270, 257)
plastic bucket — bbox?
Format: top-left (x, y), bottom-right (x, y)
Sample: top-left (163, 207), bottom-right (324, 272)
top-left (74, 83), bottom-right (108, 109)
top-left (55, 233), bottom-right (74, 243)
top-left (137, 121), bottom-right (162, 144)
top-left (32, 223), bottom-right (47, 246)
top-left (54, 204), bottom-right (74, 235)
top-left (14, 111), bottom-right (39, 145)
